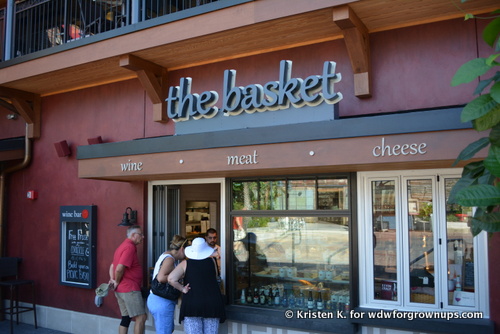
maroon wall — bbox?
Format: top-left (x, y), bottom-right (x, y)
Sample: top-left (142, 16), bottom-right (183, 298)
top-left (5, 80), bottom-right (154, 317)
top-left (168, 18), bottom-right (476, 119)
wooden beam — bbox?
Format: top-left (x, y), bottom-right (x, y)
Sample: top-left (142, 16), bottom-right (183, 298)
top-left (333, 5), bottom-right (371, 98)
top-left (0, 87), bottom-right (41, 138)
top-left (120, 54), bottom-right (169, 122)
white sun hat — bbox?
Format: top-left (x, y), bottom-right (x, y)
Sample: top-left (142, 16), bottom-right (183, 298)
top-left (185, 237), bottom-right (215, 260)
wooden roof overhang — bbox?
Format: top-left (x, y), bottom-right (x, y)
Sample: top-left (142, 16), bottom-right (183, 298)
top-left (0, 0), bottom-right (497, 137)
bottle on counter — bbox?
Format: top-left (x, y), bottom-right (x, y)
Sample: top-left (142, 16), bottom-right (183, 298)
top-left (253, 287), bottom-right (259, 304)
top-left (288, 290), bottom-right (296, 309)
top-left (307, 290), bottom-right (315, 310)
top-left (260, 289), bottom-right (266, 305)
top-left (316, 291), bottom-right (324, 311)
top-left (274, 289), bottom-right (281, 306)
top-left (455, 276), bottom-right (462, 291)
top-left (246, 288), bottom-right (253, 304)
top-left (267, 287), bottom-right (274, 306)
top-left (281, 289), bottom-right (288, 308)
top-left (240, 289), bottom-right (246, 304)
top-left (296, 292), bottom-right (304, 310)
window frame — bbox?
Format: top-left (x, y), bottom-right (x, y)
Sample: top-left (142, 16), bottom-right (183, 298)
top-left (226, 173), bottom-right (359, 333)
top-left (357, 169), bottom-right (489, 316)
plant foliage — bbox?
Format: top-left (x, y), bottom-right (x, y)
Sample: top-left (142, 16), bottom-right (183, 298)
top-left (450, 9), bottom-right (500, 236)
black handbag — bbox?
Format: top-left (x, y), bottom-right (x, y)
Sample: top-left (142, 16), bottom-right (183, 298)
top-left (150, 256), bottom-right (181, 300)
top-left (151, 277), bottom-right (180, 300)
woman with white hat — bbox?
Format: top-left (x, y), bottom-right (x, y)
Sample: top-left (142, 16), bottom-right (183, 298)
top-left (168, 237), bottom-right (226, 334)
top-left (147, 235), bottom-right (188, 334)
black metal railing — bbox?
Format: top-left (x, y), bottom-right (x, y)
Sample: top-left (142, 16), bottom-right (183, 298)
top-left (2, 0), bottom-right (220, 61)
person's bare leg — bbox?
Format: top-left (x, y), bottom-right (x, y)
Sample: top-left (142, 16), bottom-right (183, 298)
top-left (134, 314), bottom-right (147, 334)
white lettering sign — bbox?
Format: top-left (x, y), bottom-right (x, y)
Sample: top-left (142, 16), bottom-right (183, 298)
top-left (166, 60), bottom-right (342, 122)
top-left (120, 160), bottom-right (144, 172)
top-left (227, 150), bottom-right (259, 165)
top-left (372, 138), bottom-right (427, 157)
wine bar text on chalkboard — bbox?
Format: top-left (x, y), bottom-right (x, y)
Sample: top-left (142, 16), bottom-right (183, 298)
top-left (60, 205), bottom-right (97, 289)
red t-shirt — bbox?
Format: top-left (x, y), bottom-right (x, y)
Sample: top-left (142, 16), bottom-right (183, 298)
top-left (113, 238), bottom-right (142, 293)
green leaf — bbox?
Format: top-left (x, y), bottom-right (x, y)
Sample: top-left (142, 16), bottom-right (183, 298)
top-left (474, 102), bottom-right (500, 131)
top-left (461, 95), bottom-right (496, 122)
top-left (452, 137), bottom-right (489, 166)
top-left (455, 184), bottom-right (500, 207)
top-left (471, 211), bottom-right (500, 233)
top-left (483, 18), bottom-right (500, 48)
top-left (474, 77), bottom-right (495, 95)
top-left (464, 13), bottom-right (474, 21)
top-left (448, 177), bottom-right (477, 203)
top-left (485, 54), bottom-right (500, 66)
top-left (484, 145), bottom-right (500, 177)
top-left (452, 58), bottom-right (491, 86)
top-left (491, 82), bottom-right (500, 103)
top-left (462, 160), bottom-right (486, 178)
top-left (490, 122), bottom-right (500, 146)
top-left (477, 169), bottom-right (495, 185)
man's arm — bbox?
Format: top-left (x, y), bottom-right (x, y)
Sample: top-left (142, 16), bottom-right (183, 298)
top-left (108, 263), bottom-right (126, 289)
top-left (114, 264), bottom-right (125, 287)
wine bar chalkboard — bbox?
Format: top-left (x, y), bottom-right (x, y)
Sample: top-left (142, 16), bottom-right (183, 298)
top-left (60, 205), bottom-right (97, 289)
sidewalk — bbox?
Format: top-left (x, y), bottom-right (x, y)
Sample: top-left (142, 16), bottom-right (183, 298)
top-left (0, 320), bottom-right (71, 334)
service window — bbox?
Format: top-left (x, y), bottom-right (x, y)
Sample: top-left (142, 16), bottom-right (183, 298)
top-left (230, 175), bottom-right (353, 312)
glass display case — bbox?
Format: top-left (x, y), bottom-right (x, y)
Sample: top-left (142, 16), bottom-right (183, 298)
top-left (232, 216), bottom-right (350, 312)
top-left (230, 176), bottom-right (352, 313)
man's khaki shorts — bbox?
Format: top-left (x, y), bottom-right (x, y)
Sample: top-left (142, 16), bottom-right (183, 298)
top-left (115, 291), bottom-right (146, 318)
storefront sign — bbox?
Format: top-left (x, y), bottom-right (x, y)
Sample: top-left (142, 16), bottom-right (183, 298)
top-left (121, 159), bottom-right (143, 171)
top-left (227, 150), bottom-right (259, 165)
top-left (372, 137), bottom-right (427, 157)
top-left (166, 60), bottom-right (342, 122)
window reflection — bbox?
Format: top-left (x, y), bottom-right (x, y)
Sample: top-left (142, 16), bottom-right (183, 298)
top-left (233, 216), bottom-right (350, 311)
top-left (407, 179), bottom-right (435, 304)
top-left (445, 178), bottom-right (475, 307)
top-left (232, 178), bottom-right (349, 211)
top-left (371, 180), bottom-right (398, 301)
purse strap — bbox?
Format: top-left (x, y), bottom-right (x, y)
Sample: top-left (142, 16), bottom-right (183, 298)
top-left (154, 253), bottom-right (173, 281)
top-left (212, 257), bottom-right (220, 277)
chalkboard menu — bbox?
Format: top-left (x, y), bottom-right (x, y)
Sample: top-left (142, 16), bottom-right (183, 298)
top-left (60, 205), bottom-right (97, 289)
top-left (464, 261), bottom-right (475, 289)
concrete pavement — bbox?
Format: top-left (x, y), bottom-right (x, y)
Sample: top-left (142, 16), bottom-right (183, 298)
top-left (0, 320), bottom-right (71, 334)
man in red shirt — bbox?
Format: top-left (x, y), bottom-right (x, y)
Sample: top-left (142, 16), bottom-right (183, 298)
top-left (109, 225), bottom-right (146, 334)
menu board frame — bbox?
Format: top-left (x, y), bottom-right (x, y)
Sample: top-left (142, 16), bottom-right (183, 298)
top-left (60, 205), bottom-right (97, 289)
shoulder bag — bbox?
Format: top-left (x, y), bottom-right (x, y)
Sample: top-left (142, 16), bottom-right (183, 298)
top-left (151, 256), bottom-right (181, 300)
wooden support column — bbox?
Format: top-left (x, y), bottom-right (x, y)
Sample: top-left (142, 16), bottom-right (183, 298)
top-left (120, 54), bottom-right (169, 123)
top-left (333, 5), bottom-right (371, 98)
top-left (0, 87), bottom-right (41, 138)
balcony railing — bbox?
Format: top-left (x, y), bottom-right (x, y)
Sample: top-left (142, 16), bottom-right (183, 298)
top-left (1, 0), bottom-right (221, 61)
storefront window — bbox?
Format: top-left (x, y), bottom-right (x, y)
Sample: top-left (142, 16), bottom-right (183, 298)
top-left (407, 179), bottom-right (435, 304)
top-left (359, 170), bottom-right (488, 313)
top-left (231, 176), bottom-right (352, 312)
top-left (288, 179), bottom-right (316, 210)
top-left (372, 180), bottom-right (398, 301)
top-left (232, 177), bottom-right (349, 211)
top-left (445, 178), bottom-right (474, 307)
